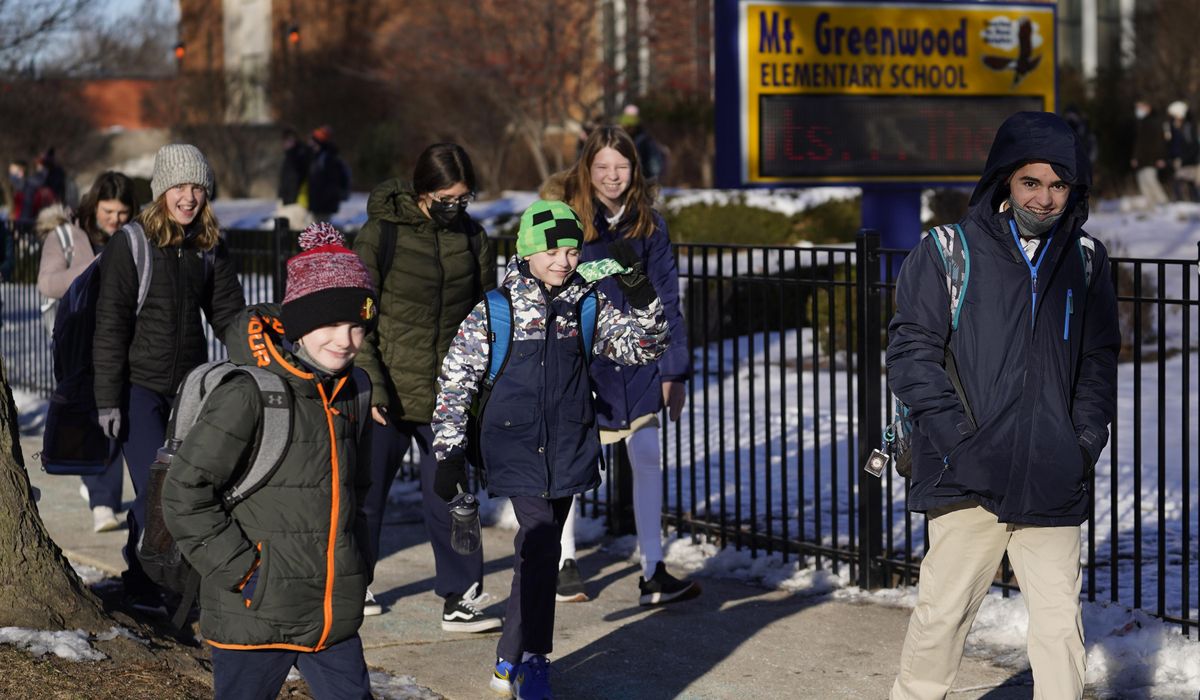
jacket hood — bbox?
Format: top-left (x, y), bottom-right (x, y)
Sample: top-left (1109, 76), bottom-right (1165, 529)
top-left (968, 111), bottom-right (1092, 231)
top-left (226, 303), bottom-right (334, 388)
top-left (365, 179), bottom-right (428, 227)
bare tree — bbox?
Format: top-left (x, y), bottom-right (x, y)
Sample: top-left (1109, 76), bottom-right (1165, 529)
top-left (374, 0), bottom-right (604, 185)
top-left (0, 0), bottom-right (88, 72)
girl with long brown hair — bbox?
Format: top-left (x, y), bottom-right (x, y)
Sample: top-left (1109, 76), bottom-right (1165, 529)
top-left (93, 144), bottom-right (246, 613)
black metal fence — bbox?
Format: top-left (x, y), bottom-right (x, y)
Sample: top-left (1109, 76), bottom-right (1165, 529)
top-left (2, 219), bottom-right (1197, 638)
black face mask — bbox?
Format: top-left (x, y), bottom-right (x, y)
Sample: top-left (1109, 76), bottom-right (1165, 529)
top-left (428, 200), bottom-right (462, 228)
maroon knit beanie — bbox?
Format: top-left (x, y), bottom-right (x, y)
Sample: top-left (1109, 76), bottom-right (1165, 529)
top-left (281, 222), bottom-right (378, 341)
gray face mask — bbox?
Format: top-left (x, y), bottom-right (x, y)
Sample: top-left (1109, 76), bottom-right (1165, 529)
top-left (1009, 197), bottom-right (1064, 239)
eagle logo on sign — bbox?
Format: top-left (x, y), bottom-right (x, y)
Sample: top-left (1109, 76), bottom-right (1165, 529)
top-left (980, 16), bottom-right (1042, 87)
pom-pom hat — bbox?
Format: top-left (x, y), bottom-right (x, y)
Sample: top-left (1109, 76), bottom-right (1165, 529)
top-left (281, 222), bottom-right (378, 341)
top-left (516, 200), bottom-right (583, 257)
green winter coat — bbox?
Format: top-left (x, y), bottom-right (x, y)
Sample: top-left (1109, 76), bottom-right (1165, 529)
top-left (162, 304), bottom-right (371, 651)
top-left (352, 179), bottom-right (495, 421)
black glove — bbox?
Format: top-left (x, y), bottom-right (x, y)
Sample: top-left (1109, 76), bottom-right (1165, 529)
top-left (434, 451), bottom-right (468, 503)
top-left (608, 240), bottom-right (658, 310)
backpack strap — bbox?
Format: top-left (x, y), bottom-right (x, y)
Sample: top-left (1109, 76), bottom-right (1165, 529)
top-left (579, 290), bottom-right (598, 360)
top-left (54, 223), bottom-right (73, 267)
top-left (927, 223), bottom-right (970, 331)
top-left (222, 366), bottom-right (292, 507)
top-left (123, 222), bottom-right (154, 315)
top-left (1077, 235), bottom-right (1096, 289)
top-left (483, 288), bottom-right (512, 388)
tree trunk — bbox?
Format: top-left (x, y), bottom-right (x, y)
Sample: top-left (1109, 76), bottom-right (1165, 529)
top-left (0, 357), bottom-right (109, 631)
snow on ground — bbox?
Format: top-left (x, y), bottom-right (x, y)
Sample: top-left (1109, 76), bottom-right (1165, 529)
top-left (0, 628), bottom-right (105, 661)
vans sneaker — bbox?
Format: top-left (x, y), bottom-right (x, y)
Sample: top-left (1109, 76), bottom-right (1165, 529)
top-left (363, 588), bottom-right (383, 616)
top-left (92, 505), bottom-right (120, 533)
top-left (638, 562), bottom-right (700, 606)
top-left (512, 655), bottom-right (552, 700)
top-left (555, 559), bottom-right (590, 603)
top-left (490, 657), bottom-right (514, 697)
top-left (442, 582), bottom-right (502, 633)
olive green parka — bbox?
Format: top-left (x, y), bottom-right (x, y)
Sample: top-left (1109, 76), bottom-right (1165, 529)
top-left (162, 304), bottom-right (371, 651)
top-left (352, 179), bottom-right (495, 421)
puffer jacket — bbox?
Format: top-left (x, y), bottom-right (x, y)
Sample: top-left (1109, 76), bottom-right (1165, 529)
top-left (886, 111), bottom-right (1121, 526)
top-left (162, 304), bottom-right (371, 650)
top-left (432, 257), bottom-right (669, 497)
top-left (580, 206), bottom-right (690, 429)
top-left (352, 179), bottom-right (495, 421)
top-left (93, 223), bottom-right (246, 407)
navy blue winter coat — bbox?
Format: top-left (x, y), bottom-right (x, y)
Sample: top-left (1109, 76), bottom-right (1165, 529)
top-left (886, 112), bottom-right (1121, 526)
top-left (580, 207), bottom-right (691, 429)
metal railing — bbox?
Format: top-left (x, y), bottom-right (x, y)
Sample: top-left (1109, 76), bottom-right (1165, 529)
top-left (2, 219), bottom-right (1196, 637)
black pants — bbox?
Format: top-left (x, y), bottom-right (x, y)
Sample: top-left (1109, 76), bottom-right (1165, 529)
top-left (361, 419), bottom-right (483, 598)
top-left (120, 383), bottom-right (171, 592)
top-left (497, 495), bottom-right (572, 662)
top-left (210, 633), bottom-right (371, 700)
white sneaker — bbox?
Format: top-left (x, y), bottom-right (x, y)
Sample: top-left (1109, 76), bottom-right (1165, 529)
top-left (79, 483), bottom-right (89, 503)
top-left (92, 506), bottom-right (120, 533)
top-left (363, 588), bottom-right (383, 616)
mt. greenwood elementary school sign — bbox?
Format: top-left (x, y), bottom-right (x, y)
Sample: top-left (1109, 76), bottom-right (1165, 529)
top-left (713, 0), bottom-right (1057, 186)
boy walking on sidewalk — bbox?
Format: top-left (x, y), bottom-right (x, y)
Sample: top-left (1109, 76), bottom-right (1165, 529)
top-left (163, 223), bottom-right (378, 699)
top-left (431, 200), bottom-right (669, 699)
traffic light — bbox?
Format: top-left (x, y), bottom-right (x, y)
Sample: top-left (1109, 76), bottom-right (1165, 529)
top-left (288, 25), bottom-right (300, 45)
top-left (174, 42), bottom-right (186, 61)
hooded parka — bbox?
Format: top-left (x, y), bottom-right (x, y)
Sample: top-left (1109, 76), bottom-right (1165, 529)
top-left (352, 179), bottom-right (495, 421)
top-left (579, 207), bottom-right (690, 429)
top-left (886, 111), bottom-right (1121, 526)
top-left (162, 304), bottom-right (372, 650)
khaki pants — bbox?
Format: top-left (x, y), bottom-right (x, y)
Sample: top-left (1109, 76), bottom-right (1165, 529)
top-left (891, 503), bottom-right (1085, 700)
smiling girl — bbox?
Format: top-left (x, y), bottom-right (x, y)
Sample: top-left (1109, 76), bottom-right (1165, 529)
top-left (93, 144), bottom-right (246, 613)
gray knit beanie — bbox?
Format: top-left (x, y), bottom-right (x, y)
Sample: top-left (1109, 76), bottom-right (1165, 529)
top-left (150, 144), bottom-right (214, 201)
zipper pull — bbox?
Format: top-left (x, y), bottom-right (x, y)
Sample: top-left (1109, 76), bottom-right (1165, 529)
top-left (1064, 289), bottom-right (1074, 341)
top-left (1030, 272), bottom-right (1038, 327)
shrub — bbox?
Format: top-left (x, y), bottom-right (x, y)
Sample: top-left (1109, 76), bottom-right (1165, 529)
top-left (664, 196), bottom-right (860, 246)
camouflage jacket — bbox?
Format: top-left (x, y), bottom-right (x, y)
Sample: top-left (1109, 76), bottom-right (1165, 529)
top-left (433, 256), bottom-right (668, 464)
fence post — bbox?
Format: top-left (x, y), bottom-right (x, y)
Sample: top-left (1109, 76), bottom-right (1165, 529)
top-left (855, 228), bottom-right (885, 588)
top-left (272, 218), bottom-right (289, 303)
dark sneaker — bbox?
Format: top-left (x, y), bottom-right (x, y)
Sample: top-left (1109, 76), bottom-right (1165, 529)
top-left (124, 588), bottom-right (168, 618)
top-left (442, 582), bottom-right (503, 633)
top-left (512, 655), bottom-right (552, 700)
top-left (363, 588), bottom-right (383, 617)
top-left (637, 562), bottom-right (700, 606)
top-left (490, 657), bottom-right (515, 697)
top-left (555, 559), bottom-right (590, 603)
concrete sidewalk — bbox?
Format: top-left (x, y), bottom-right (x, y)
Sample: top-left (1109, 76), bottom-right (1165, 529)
top-left (23, 434), bottom-right (1034, 700)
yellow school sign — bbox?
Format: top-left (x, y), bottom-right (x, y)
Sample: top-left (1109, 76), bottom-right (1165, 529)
top-left (723, 1), bottom-right (1057, 185)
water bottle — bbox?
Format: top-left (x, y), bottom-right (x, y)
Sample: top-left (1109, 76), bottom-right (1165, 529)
top-left (448, 491), bottom-right (482, 555)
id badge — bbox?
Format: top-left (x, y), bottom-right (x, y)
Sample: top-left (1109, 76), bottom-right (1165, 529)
top-left (862, 448), bottom-right (890, 478)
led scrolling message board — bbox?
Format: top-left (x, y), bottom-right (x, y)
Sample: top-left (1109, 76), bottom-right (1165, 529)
top-left (720, 1), bottom-right (1057, 186)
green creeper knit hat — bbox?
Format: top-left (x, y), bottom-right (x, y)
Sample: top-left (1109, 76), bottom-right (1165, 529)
top-left (516, 200), bottom-right (583, 257)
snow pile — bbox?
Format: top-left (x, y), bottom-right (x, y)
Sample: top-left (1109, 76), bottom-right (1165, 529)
top-left (368, 671), bottom-right (443, 700)
top-left (662, 187), bottom-right (860, 216)
top-left (0, 628), bottom-right (104, 661)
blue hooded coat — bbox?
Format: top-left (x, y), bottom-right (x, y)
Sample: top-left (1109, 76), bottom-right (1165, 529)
top-left (580, 207), bottom-right (691, 429)
top-left (886, 111), bottom-right (1121, 526)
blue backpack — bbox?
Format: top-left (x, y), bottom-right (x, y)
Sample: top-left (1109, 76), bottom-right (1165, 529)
top-left (882, 224), bottom-right (1095, 478)
top-left (39, 223), bottom-right (212, 476)
top-left (464, 287), bottom-right (598, 472)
